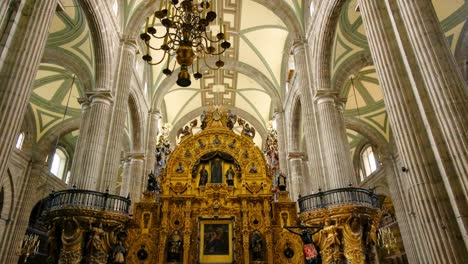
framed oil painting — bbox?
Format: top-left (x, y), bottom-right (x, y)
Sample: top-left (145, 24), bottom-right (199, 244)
top-left (199, 218), bottom-right (233, 263)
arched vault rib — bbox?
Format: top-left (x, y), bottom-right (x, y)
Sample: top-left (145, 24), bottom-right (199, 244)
top-left (151, 58), bottom-right (282, 112)
top-left (78, 0), bottom-right (117, 91)
top-left (310, 0), bottom-right (345, 92)
top-left (42, 48), bottom-right (94, 93)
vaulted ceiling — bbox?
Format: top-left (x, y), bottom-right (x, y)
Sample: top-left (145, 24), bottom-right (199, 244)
top-left (28, 0), bottom-right (467, 153)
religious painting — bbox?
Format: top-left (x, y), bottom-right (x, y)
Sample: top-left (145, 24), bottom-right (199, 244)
top-left (303, 243), bottom-right (319, 264)
top-left (199, 219), bottom-right (233, 263)
top-left (210, 159), bottom-right (223, 183)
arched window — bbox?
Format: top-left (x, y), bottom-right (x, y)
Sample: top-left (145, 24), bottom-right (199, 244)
top-left (15, 132), bottom-right (25, 149)
top-left (50, 148), bottom-right (68, 181)
top-left (361, 145), bottom-right (378, 179)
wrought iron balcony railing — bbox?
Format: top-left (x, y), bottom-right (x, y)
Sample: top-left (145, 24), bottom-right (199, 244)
top-left (46, 189), bottom-right (131, 215)
top-left (298, 187), bottom-right (379, 213)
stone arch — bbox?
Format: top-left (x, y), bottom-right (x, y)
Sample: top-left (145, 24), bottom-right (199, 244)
top-left (333, 52), bottom-right (374, 93)
top-left (309, 0), bottom-right (346, 91)
top-left (42, 48), bottom-right (94, 92)
top-left (34, 119), bottom-right (81, 163)
top-left (78, 0), bottom-right (116, 91)
top-left (288, 95), bottom-right (302, 152)
top-left (455, 22), bottom-right (468, 81)
top-left (0, 170), bottom-right (14, 223)
top-left (168, 106), bottom-right (268, 145)
top-left (128, 92), bottom-right (144, 152)
top-left (152, 58), bottom-right (282, 111)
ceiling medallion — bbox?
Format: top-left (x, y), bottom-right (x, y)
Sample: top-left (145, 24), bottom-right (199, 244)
top-left (140, 0), bottom-right (231, 87)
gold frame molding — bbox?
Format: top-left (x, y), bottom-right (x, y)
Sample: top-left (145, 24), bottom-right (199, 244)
top-left (199, 218), bottom-right (234, 264)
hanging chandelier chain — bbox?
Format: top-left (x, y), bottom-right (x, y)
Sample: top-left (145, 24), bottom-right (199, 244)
top-left (141, 0), bottom-right (231, 87)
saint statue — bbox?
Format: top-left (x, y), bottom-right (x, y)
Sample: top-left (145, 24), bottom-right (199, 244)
top-left (226, 166), bottom-right (235, 186)
top-left (199, 166), bottom-right (208, 186)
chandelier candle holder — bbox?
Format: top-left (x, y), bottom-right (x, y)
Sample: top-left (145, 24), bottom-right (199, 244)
top-left (140, 0), bottom-right (231, 87)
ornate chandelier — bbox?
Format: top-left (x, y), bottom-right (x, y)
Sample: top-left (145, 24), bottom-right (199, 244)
top-left (140, 0), bottom-right (231, 87)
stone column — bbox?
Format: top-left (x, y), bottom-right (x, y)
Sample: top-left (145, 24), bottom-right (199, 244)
top-left (100, 39), bottom-right (138, 193)
top-left (273, 111), bottom-right (288, 176)
top-left (315, 92), bottom-right (355, 189)
top-left (77, 91), bottom-right (113, 191)
top-left (387, 0), bottom-right (468, 249)
top-left (288, 155), bottom-right (304, 201)
top-left (119, 158), bottom-right (132, 197)
top-left (128, 154), bottom-right (145, 204)
top-left (0, 0), bottom-right (58, 184)
top-left (68, 98), bottom-right (91, 187)
top-left (292, 41), bottom-right (325, 192)
top-left (358, 0), bottom-right (468, 261)
top-left (394, 0), bottom-right (468, 196)
top-left (144, 110), bottom-right (161, 176)
top-left (382, 155), bottom-right (418, 263)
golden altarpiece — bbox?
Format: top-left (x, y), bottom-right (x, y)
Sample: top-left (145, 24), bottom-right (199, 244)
top-left (44, 109), bottom-right (380, 264)
top-left (125, 109), bottom-right (305, 264)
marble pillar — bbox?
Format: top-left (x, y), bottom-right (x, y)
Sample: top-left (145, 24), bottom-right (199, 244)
top-left (315, 92), bottom-right (355, 189)
top-left (288, 155), bottom-right (304, 201)
top-left (129, 154), bottom-right (145, 204)
top-left (69, 98), bottom-right (90, 187)
top-left (0, 0), bottom-right (58, 184)
top-left (387, 0), bottom-right (468, 250)
top-left (78, 91), bottom-right (113, 191)
top-left (292, 41), bottom-right (326, 192)
top-left (119, 158), bottom-right (132, 197)
top-left (100, 39), bottom-right (138, 193)
top-left (382, 155), bottom-right (418, 263)
top-left (358, 0), bottom-right (468, 261)
top-left (144, 110), bottom-right (161, 177)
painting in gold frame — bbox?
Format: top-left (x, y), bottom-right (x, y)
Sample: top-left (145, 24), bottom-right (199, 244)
top-left (199, 218), bottom-right (233, 263)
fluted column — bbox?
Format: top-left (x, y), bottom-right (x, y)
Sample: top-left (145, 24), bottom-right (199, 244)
top-left (358, 0), bottom-right (468, 261)
top-left (119, 158), bottom-right (132, 197)
top-left (382, 155), bottom-right (418, 263)
top-left (273, 111), bottom-right (288, 175)
top-left (129, 154), bottom-right (145, 204)
top-left (69, 98), bottom-right (91, 187)
top-left (288, 154), bottom-right (304, 201)
top-left (144, 110), bottom-right (161, 177)
top-left (315, 92), bottom-right (355, 189)
top-left (0, 0), bottom-right (58, 184)
top-left (394, 0), bottom-right (468, 194)
top-left (292, 41), bottom-right (325, 192)
top-left (100, 39), bottom-right (138, 193)
top-left (77, 91), bottom-right (113, 190)
top-left (389, 0), bottom-right (468, 249)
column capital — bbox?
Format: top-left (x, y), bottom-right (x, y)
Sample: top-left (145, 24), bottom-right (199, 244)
top-left (272, 109), bottom-right (284, 119)
top-left (121, 38), bottom-right (138, 52)
top-left (314, 90), bottom-right (338, 104)
top-left (126, 152), bottom-right (146, 160)
top-left (86, 90), bottom-right (113, 105)
top-left (77, 97), bottom-right (91, 110)
top-left (291, 39), bottom-right (307, 53)
top-left (149, 109), bottom-right (162, 118)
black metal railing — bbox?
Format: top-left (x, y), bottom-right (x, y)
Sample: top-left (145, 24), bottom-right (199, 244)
top-left (46, 189), bottom-right (131, 215)
top-left (298, 187), bottom-right (379, 213)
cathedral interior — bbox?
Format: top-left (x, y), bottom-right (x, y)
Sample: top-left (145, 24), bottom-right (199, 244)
top-left (0, 0), bottom-right (467, 263)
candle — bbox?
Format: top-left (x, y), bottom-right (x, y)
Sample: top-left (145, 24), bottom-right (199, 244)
top-left (151, 14), bottom-right (156, 27)
top-left (197, 56), bottom-right (200, 72)
top-left (219, 17), bottom-right (222, 33)
top-left (159, 0), bottom-right (163, 10)
top-left (145, 17), bottom-right (149, 33)
top-left (166, 54), bottom-right (171, 68)
top-left (210, 0), bottom-right (213, 11)
top-left (223, 24), bottom-right (227, 40)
